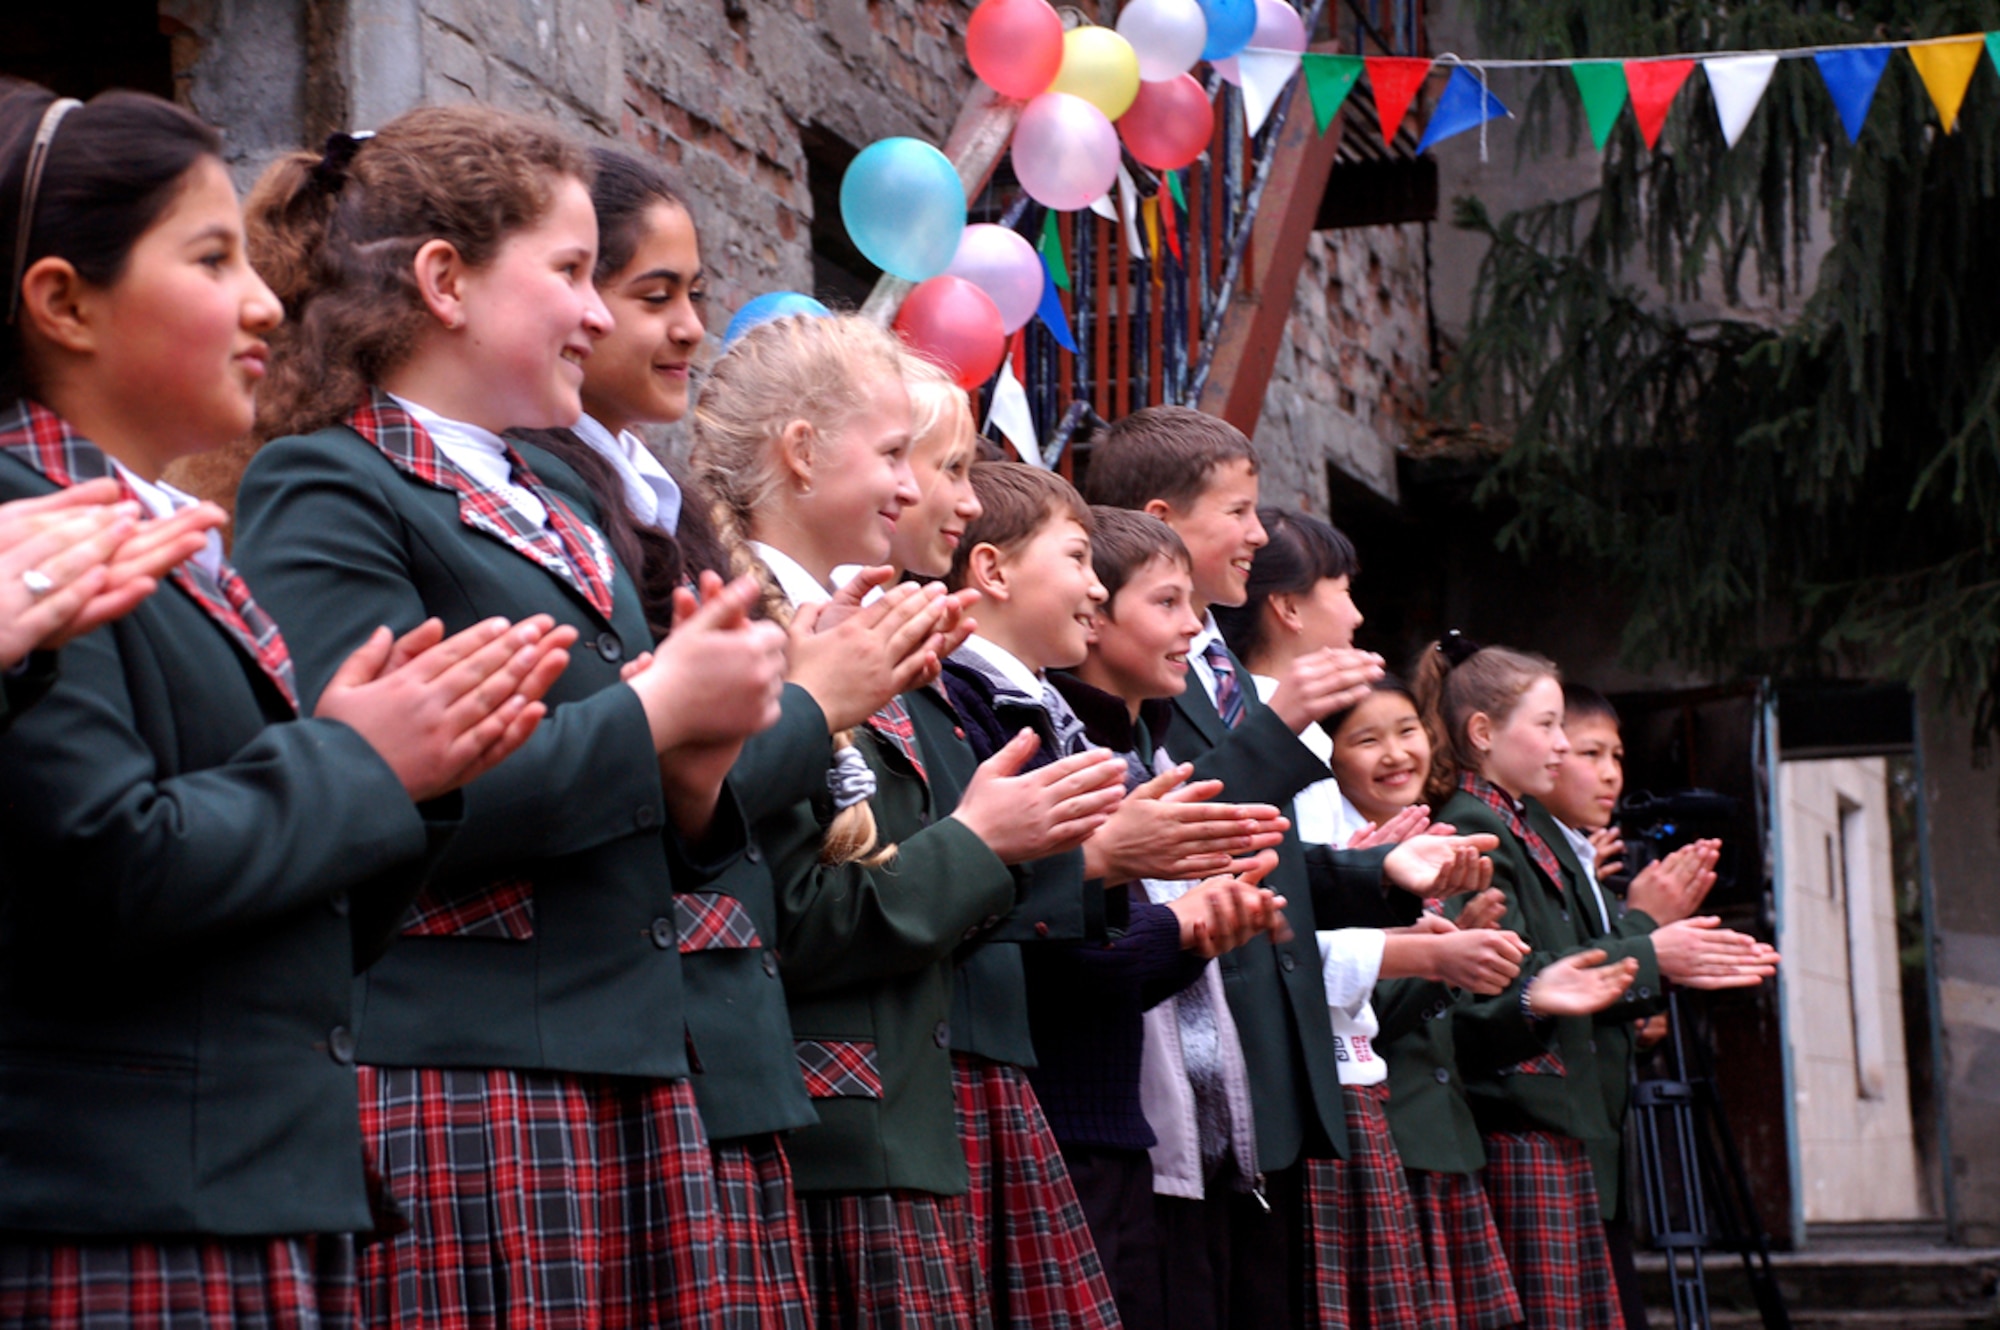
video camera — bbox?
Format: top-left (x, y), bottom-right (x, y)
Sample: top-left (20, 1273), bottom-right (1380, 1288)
top-left (1612, 788), bottom-right (1742, 894)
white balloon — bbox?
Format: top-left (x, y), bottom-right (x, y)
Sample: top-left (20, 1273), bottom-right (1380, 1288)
top-left (945, 224), bottom-right (1044, 334)
top-left (1117, 0), bottom-right (1209, 82)
top-left (1215, 0), bottom-right (1306, 85)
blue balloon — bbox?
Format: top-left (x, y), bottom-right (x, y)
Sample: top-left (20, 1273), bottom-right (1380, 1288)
top-left (1198, 0), bottom-right (1256, 61)
top-left (839, 138), bottom-right (966, 282)
top-left (723, 291), bottom-right (832, 347)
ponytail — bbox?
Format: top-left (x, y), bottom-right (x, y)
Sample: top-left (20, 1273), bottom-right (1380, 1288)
top-left (1412, 632), bottom-right (1559, 805)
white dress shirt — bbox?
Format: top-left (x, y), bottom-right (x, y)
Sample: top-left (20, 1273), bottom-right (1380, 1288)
top-left (388, 394), bottom-right (548, 528)
top-left (571, 413), bottom-right (683, 535)
top-left (955, 633), bottom-right (1045, 699)
top-left (1556, 818), bottom-right (1616, 933)
top-left (749, 541), bottom-right (832, 608)
top-left (113, 462), bottom-right (224, 582)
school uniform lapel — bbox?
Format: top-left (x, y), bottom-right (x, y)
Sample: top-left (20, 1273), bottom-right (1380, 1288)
top-left (1170, 666), bottom-right (1229, 750)
top-left (863, 697), bottom-right (927, 783)
top-left (347, 392), bottom-right (617, 621)
top-left (0, 399), bottom-right (299, 709)
top-left (1459, 772), bottom-right (1569, 900)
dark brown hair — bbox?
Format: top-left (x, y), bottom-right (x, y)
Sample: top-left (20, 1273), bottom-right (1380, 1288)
top-left (1562, 681), bottom-right (1620, 728)
top-left (1411, 639), bottom-right (1560, 804)
top-left (1082, 404), bottom-right (1258, 513)
top-left (0, 80), bottom-right (221, 401)
top-left (946, 461), bottom-right (1092, 592)
top-left (1087, 505), bottom-right (1189, 618)
top-left (1214, 507), bottom-right (1359, 666)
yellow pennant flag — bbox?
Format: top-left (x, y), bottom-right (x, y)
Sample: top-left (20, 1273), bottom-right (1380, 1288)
top-left (1142, 197), bottom-right (1163, 287)
top-left (1908, 37), bottom-right (1984, 133)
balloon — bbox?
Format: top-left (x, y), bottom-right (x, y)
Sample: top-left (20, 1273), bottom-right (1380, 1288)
top-left (1049, 26), bottom-right (1143, 121)
top-left (1215, 0), bottom-right (1306, 83)
top-left (1197, 0), bottom-right (1257, 62)
top-left (1011, 92), bottom-right (1121, 211)
top-left (1117, 74), bottom-right (1215, 171)
top-left (893, 276), bottom-right (1007, 390)
top-left (944, 224), bottom-right (1043, 334)
top-left (722, 292), bottom-right (832, 347)
top-left (967, 0), bottom-right (1065, 99)
top-left (1117, 0), bottom-right (1209, 82)
top-left (839, 138), bottom-right (966, 282)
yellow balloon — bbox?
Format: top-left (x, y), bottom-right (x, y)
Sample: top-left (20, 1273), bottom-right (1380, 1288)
top-left (1049, 26), bottom-right (1142, 121)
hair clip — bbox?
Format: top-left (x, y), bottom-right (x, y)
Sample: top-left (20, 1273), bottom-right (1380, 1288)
top-left (310, 130), bottom-right (375, 196)
top-left (1437, 629), bottom-right (1481, 667)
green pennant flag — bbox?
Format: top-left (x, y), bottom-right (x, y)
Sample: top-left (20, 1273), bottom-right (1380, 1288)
top-left (1301, 53), bottom-right (1365, 133)
top-left (1039, 209), bottom-right (1070, 293)
top-left (1572, 60), bottom-right (1629, 151)
top-left (1165, 168), bottom-right (1186, 211)
top-left (1987, 31), bottom-right (2000, 78)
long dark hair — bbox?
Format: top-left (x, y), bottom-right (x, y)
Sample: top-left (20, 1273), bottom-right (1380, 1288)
top-left (1213, 506), bottom-right (1359, 667)
top-left (516, 146), bottom-right (725, 644)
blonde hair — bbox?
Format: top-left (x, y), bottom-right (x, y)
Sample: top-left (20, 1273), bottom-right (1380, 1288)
top-left (904, 353), bottom-right (976, 480)
top-left (691, 312), bottom-right (911, 866)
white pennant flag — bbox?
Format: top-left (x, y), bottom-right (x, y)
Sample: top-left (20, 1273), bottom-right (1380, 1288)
top-left (1116, 164), bottom-right (1144, 257)
top-left (1087, 192), bottom-right (1119, 223)
top-left (1236, 50), bottom-right (1302, 137)
top-left (1703, 54), bottom-right (1778, 147)
top-left (985, 353), bottom-right (1040, 466)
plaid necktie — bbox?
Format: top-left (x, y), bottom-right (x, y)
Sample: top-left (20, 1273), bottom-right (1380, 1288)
top-left (1202, 641), bottom-right (1246, 729)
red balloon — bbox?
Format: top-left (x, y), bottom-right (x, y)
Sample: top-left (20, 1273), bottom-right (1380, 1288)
top-left (1116, 74), bottom-right (1215, 171)
top-left (967, 0), bottom-right (1065, 100)
top-left (894, 276), bottom-right (1007, 390)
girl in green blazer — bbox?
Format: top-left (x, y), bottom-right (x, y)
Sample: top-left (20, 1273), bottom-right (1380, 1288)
top-left (230, 106), bottom-right (793, 1330)
top-left (0, 82), bottom-right (565, 1326)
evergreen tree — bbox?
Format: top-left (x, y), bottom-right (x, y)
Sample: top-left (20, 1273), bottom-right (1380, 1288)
top-left (1444, 0), bottom-right (2000, 747)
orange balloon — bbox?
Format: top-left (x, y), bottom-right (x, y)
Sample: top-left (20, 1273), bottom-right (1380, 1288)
top-left (967, 0), bottom-right (1065, 100)
top-left (894, 276), bottom-right (1008, 390)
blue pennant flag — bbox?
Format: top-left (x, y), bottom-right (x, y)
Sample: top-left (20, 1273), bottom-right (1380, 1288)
top-left (1036, 257), bottom-right (1077, 353)
top-left (1814, 47), bottom-right (1892, 143)
top-left (1414, 66), bottom-right (1511, 154)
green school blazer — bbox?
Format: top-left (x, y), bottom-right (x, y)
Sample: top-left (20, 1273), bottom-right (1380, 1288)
top-left (0, 453), bottom-right (449, 1237)
top-left (1165, 645), bottom-right (1410, 1173)
top-left (768, 684), bottom-right (1016, 1195)
top-left (235, 425), bottom-right (745, 1082)
top-left (1375, 976), bottom-right (1490, 1175)
top-left (0, 649), bottom-right (57, 733)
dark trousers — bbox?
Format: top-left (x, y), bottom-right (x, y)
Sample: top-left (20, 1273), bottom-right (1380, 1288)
top-left (1062, 1145), bottom-right (1162, 1328)
top-left (1603, 1215), bottom-right (1651, 1330)
top-left (1152, 1162), bottom-right (1303, 1330)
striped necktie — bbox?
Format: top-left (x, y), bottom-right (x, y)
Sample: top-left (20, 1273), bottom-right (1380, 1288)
top-left (1203, 641), bottom-right (1246, 729)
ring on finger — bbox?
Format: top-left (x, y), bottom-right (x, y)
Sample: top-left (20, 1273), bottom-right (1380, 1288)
top-left (21, 567), bottom-right (54, 599)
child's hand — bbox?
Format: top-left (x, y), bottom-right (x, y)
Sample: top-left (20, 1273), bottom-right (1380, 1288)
top-left (1626, 839), bottom-right (1720, 924)
top-left (1383, 834), bottom-right (1499, 898)
top-left (1346, 804), bottom-right (1430, 848)
top-left (1171, 851), bottom-right (1289, 957)
top-left (1454, 886), bottom-right (1510, 932)
top-left (1524, 950), bottom-right (1640, 1017)
top-left (316, 615), bottom-right (572, 801)
top-left (1426, 928), bottom-right (1529, 994)
top-left (1265, 647), bottom-right (1385, 735)
top-left (1082, 763), bottom-right (1288, 884)
top-left (788, 579), bottom-right (952, 731)
top-left (1589, 826), bottom-right (1625, 879)
top-left (627, 573), bottom-right (788, 752)
top-left (1649, 916), bottom-right (1779, 988)
top-left (951, 730), bottom-right (1127, 864)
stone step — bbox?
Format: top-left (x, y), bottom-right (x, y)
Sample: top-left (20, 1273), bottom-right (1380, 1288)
top-left (1636, 1246), bottom-right (2000, 1315)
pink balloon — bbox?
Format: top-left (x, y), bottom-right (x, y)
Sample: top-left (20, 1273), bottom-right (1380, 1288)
top-left (1012, 92), bottom-right (1121, 212)
top-left (967, 0), bottom-right (1065, 100)
top-left (1118, 75), bottom-right (1215, 171)
top-left (1215, 0), bottom-right (1307, 85)
top-left (944, 224), bottom-right (1043, 334)
top-left (894, 276), bottom-right (1008, 390)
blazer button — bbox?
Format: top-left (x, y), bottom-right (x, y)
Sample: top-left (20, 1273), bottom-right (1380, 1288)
top-left (650, 917), bottom-right (676, 949)
top-left (636, 804), bottom-right (661, 830)
top-left (1034, 921), bottom-right (1050, 937)
top-left (328, 1026), bottom-right (357, 1065)
top-left (933, 1021), bottom-right (951, 1048)
top-left (762, 952), bottom-right (780, 978)
top-left (1279, 952), bottom-right (1296, 972)
top-left (1637, 986), bottom-right (1651, 998)
top-left (746, 844), bottom-right (763, 865)
top-left (1433, 1066), bottom-right (1450, 1084)
top-left (328, 890), bottom-right (350, 917)
top-left (596, 631), bottom-right (623, 663)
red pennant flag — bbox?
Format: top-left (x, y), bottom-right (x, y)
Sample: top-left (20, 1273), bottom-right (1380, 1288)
top-left (1160, 186), bottom-right (1183, 262)
top-left (1009, 329), bottom-right (1026, 381)
top-left (1624, 58), bottom-right (1695, 148)
top-left (1365, 57), bottom-right (1434, 145)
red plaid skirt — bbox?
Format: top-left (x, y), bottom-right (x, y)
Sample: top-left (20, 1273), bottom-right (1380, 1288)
top-left (1408, 1168), bottom-right (1526, 1330)
top-left (711, 1135), bottom-right (811, 1330)
top-left (355, 1065), bottom-right (718, 1330)
top-left (1301, 1083), bottom-right (1434, 1330)
top-left (950, 1054), bottom-right (1120, 1330)
top-left (0, 1235), bottom-right (356, 1329)
top-left (798, 1191), bottom-right (983, 1329)
top-left (1480, 1131), bottom-right (1623, 1330)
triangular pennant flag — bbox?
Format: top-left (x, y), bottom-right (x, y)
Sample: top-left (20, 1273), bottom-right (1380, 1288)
top-left (1571, 62), bottom-right (1628, 151)
top-left (1414, 67), bottom-right (1511, 154)
top-left (1987, 32), bottom-right (2000, 79)
top-left (1703, 54), bottom-right (1778, 147)
top-left (1365, 56), bottom-right (1434, 145)
top-left (1159, 183), bottom-right (1183, 261)
top-left (1237, 50), bottom-right (1303, 138)
top-left (1116, 163), bottom-right (1144, 257)
top-left (985, 343), bottom-right (1040, 466)
top-left (1087, 192), bottom-right (1119, 223)
top-left (1165, 168), bottom-right (1186, 211)
top-left (1301, 53), bottom-right (1365, 133)
top-left (1814, 47), bottom-right (1892, 143)
top-left (1908, 38), bottom-right (1984, 133)
top-left (1623, 58), bottom-right (1695, 148)
top-left (1035, 257), bottom-right (1077, 352)
top-left (1142, 196), bottom-right (1163, 283)
top-left (1038, 210), bottom-right (1069, 292)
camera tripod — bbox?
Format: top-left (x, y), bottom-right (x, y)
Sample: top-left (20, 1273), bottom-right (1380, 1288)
top-left (1628, 990), bottom-right (1791, 1330)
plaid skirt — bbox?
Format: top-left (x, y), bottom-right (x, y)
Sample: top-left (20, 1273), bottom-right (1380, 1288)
top-left (798, 1191), bottom-right (983, 1330)
top-left (950, 1055), bottom-right (1120, 1330)
top-left (355, 1065), bottom-right (719, 1330)
top-left (1407, 1169), bottom-right (1526, 1330)
top-left (0, 1235), bottom-right (356, 1329)
top-left (1301, 1083), bottom-right (1434, 1330)
top-left (1480, 1131), bottom-right (1623, 1330)
top-left (711, 1136), bottom-right (811, 1330)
